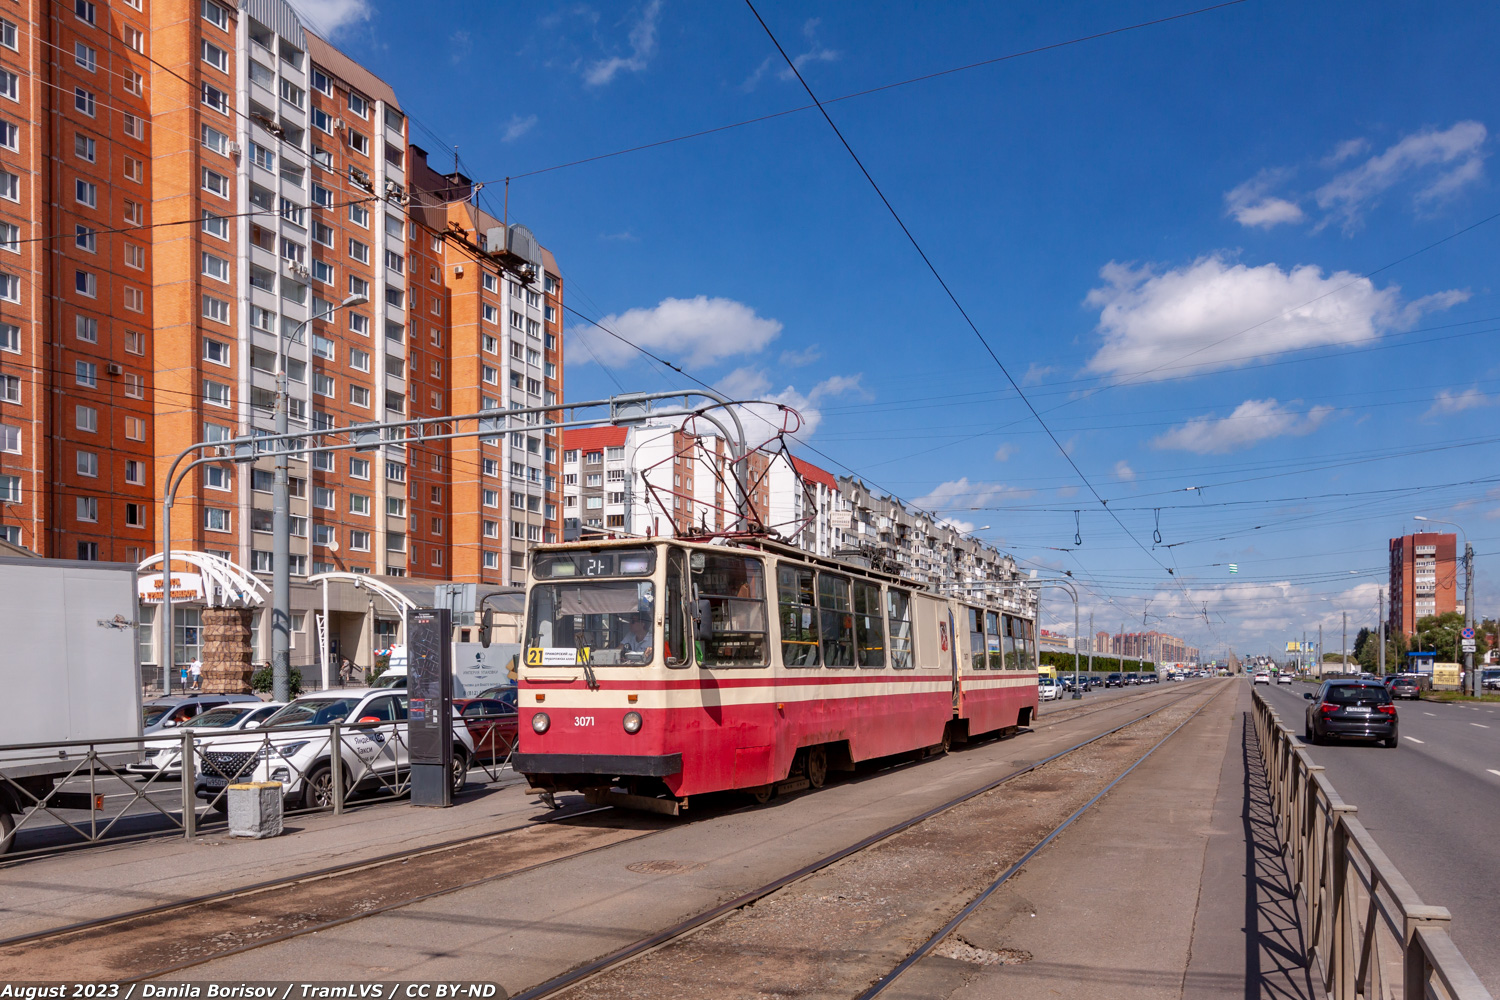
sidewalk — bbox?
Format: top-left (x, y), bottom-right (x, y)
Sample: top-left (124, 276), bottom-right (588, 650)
top-left (890, 683), bottom-right (1315, 1000)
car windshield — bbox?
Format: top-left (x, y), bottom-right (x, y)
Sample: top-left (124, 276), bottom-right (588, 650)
top-left (263, 697), bottom-right (363, 727)
top-left (187, 707), bottom-right (251, 728)
top-left (526, 580), bottom-right (656, 667)
top-left (142, 704), bottom-right (175, 726)
top-left (1324, 684), bottom-right (1391, 705)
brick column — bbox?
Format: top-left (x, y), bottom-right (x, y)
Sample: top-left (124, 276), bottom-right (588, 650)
top-left (201, 607), bottom-right (253, 694)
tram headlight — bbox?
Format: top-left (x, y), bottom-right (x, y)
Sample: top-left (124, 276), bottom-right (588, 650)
top-left (531, 712), bottom-right (550, 734)
top-left (622, 711), bottom-right (643, 735)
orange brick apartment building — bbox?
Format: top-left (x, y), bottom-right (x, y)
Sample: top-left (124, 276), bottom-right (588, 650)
top-left (0, 0), bottom-right (563, 673)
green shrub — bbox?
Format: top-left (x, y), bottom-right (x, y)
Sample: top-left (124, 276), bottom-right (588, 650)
top-left (250, 665), bottom-right (303, 697)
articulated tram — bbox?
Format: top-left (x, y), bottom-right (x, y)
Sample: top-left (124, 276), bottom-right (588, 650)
top-left (510, 537), bottom-right (1038, 808)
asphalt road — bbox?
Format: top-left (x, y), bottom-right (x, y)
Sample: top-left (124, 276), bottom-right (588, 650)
top-left (1258, 680), bottom-right (1500, 991)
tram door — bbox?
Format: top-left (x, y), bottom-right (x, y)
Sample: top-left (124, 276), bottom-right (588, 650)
top-left (948, 608), bottom-right (960, 711)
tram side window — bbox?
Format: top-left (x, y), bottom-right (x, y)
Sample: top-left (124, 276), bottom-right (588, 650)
top-left (817, 572), bottom-right (855, 667)
top-left (852, 580), bottom-right (886, 668)
top-left (965, 607), bottom-right (984, 670)
top-left (887, 588), bottom-right (913, 669)
top-left (985, 611), bottom-right (1003, 670)
top-left (691, 552), bottom-right (767, 666)
top-left (1008, 615), bottom-right (1036, 671)
top-left (778, 565), bottom-right (819, 666)
top-left (1002, 614), bottom-right (1018, 669)
top-left (665, 548), bottom-right (689, 667)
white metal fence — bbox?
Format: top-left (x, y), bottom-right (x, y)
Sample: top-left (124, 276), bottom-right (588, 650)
top-left (1252, 689), bottom-right (1492, 999)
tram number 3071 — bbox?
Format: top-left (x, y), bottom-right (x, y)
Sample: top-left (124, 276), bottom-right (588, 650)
top-left (574, 716), bottom-right (595, 727)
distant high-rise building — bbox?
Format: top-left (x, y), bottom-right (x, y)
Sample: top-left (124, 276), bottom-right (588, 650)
top-left (1389, 532), bottom-right (1458, 634)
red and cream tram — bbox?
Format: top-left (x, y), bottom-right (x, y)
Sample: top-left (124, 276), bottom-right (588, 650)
top-left (511, 537), bottom-right (1039, 807)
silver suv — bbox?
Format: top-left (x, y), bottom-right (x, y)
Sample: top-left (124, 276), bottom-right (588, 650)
top-left (193, 688), bottom-right (475, 810)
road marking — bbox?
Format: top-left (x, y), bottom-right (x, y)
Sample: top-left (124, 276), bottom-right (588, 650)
top-left (1490, 770), bottom-right (1500, 778)
top-left (1471, 723), bottom-right (1490, 729)
top-left (1424, 712), bottom-right (1437, 716)
top-left (1404, 736), bottom-right (1425, 744)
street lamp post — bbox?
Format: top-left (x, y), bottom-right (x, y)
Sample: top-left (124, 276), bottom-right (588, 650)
top-left (1414, 515), bottom-right (1476, 697)
top-left (272, 293), bottom-right (366, 704)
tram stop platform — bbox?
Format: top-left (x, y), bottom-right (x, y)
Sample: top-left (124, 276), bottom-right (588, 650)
top-left (888, 683), bottom-right (1315, 1000)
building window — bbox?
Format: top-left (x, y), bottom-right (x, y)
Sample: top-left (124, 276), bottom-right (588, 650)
top-left (349, 204), bottom-right (369, 228)
top-left (350, 494), bottom-right (370, 515)
top-left (350, 531), bottom-right (370, 552)
top-left (201, 252), bottom-right (230, 282)
top-left (77, 496), bottom-right (98, 522)
top-left (76, 450), bottom-right (98, 477)
top-left (124, 243), bottom-right (145, 269)
top-left (349, 385), bottom-right (370, 407)
top-left (202, 168), bottom-right (229, 197)
top-left (201, 83), bottom-right (228, 114)
top-left (124, 201), bottom-right (142, 225)
top-left (0, 171), bottom-right (17, 203)
top-left (348, 91), bottom-right (368, 118)
top-left (123, 373), bottom-right (144, 398)
top-left (204, 508), bottom-right (229, 532)
top-left (73, 87), bottom-right (96, 117)
top-left (203, 295), bottom-right (230, 325)
top-left (74, 0), bottom-right (97, 24)
top-left (0, 424), bottom-right (18, 454)
top-left (125, 460), bottom-right (144, 485)
top-left (75, 361), bottom-right (97, 387)
top-left (125, 417), bottom-right (145, 441)
top-left (311, 67), bottom-right (332, 95)
top-left (74, 404), bottom-right (96, 430)
top-left (75, 179), bottom-right (97, 207)
top-left (0, 373), bottom-right (17, 404)
top-left (124, 287), bottom-right (144, 313)
top-left (122, 113), bottom-right (145, 139)
top-left (203, 380), bottom-right (230, 407)
top-left (0, 71), bottom-right (15, 101)
top-left (313, 487), bottom-right (334, 510)
top-left (77, 542), bottom-right (99, 560)
top-left (348, 238), bottom-right (369, 263)
top-left (0, 323), bottom-right (16, 353)
top-left (73, 315), bottom-right (98, 342)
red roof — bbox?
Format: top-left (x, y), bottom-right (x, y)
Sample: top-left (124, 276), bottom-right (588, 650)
top-left (790, 455), bottom-right (836, 490)
top-left (564, 426), bottom-right (628, 451)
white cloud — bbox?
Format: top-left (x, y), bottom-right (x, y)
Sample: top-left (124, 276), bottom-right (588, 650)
top-left (286, 0), bottom-right (372, 37)
top-left (567, 295), bottom-right (782, 368)
top-left (715, 367), bottom-right (866, 442)
top-left (779, 345), bottom-right (822, 367)
top-left (449, 29), bottom-right (472, 64)
top-left (742, 18), bottom-right (838, 91)
top-left (1321, 138), bottom-right (1370, 168)
top-left (993, 442), bottom-right (1017, 462)
top-left (1022, 363), bottom-right (1056, 385)
top-left (1316, 121), bottom-right (1487, 228)
top-left (780, 18), bottom-right (839, 79)
top-left (1224, 171), bottom-right (1305, 228)
top-left (502, 114), bottom-right (537, 142)
top-left (1152, 398), bottom-right (1333, 454)
top-left (912, 478), bottom-right (1035, 533)
top-left (1114, 461), bottom-right (1135, 481)
top-left (1425, 387), bottom-right (1493, 418)
top-left (1057, 485), bottom-right (1079, 498)
top-left (584, 0), bottom-right (662, 86)
top-left (1083, 254), bottom-right (1464, 380)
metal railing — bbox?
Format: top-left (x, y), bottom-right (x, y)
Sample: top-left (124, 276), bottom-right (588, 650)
top-left (0, 709), bottom-right (521, 862)
top-left (1251, 690), bottom-right (1493, 999)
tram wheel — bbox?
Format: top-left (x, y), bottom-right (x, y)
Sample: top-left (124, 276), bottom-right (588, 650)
top-left (748, 783), bottom-right (774, 805)
top-left (806, 746), bottom-right (828, 789)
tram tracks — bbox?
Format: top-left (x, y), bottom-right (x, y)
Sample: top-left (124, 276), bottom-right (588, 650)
top-left (0, 682), bottom-right (1210, 984)
top-left (510, 681), bottom-right (1229, 1000)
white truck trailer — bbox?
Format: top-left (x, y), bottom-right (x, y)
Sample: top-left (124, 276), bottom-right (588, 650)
top-left (0, 556), bottom-right (144, 851)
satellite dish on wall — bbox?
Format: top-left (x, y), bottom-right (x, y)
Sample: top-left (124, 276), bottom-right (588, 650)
top-left (328, 540), bottom-right (340, 553)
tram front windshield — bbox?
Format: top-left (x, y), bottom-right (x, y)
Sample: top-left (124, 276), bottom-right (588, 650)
top-left (526, 580), bottom-right (657, 666)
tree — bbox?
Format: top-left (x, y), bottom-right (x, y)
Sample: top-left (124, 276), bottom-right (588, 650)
top-left (1352, 627), bottom-right (1373, 660)
top-left (1414, 611), bottom-right (1489, 663)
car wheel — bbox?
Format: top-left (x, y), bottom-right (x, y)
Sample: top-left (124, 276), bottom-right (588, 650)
top-left (301, 763), bottom-right (336, 810)
top-left (450, 750), bottom-right (469, 798)
top-left (0, 808), bottom-right (14, 856)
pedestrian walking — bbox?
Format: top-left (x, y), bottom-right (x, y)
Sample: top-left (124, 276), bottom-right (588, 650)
top-left (189, 656), bottom-right (203, 691)
top-left (339, 656), bottom-right (354, 687)
top-left (179, 662), bottom-right (188, 690)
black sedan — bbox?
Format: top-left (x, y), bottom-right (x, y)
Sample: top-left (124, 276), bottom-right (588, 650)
top-left (1304, 679), bottom-right (1398, 748)
top-left (1105, 673), bottom-right (1123, 688)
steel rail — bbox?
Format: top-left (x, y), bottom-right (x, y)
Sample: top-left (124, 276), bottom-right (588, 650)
top-left (508, 682), bottom-right (1224, 1000)
top-left (857, 681), bottom-right (1230, 998)
top-left (0, 803), bottom-right (612, 949)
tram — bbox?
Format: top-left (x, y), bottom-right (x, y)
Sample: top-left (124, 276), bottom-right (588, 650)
top-left (510, 537), bottom-right (1038, 808)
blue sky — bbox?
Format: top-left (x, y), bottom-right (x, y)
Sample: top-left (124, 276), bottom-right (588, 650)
top-left (293, 0), bottom-right (1500, 659)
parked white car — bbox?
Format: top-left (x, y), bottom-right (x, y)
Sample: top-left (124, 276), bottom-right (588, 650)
top-left (193, 688), bottom-right (476, 811)
top-left (127, 701), bottom-right (284, 780)
top-left (1038, 677), bottom-right (1063, 701)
